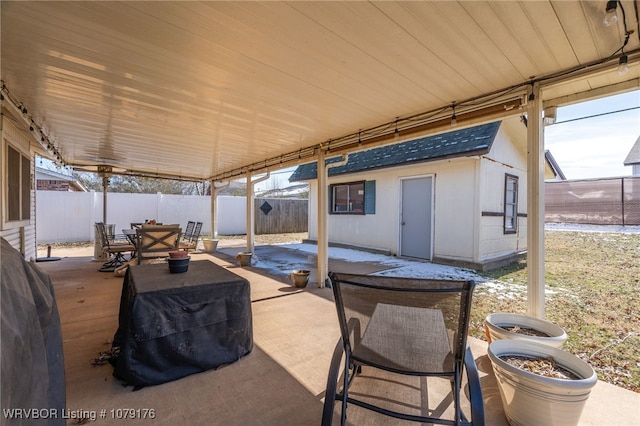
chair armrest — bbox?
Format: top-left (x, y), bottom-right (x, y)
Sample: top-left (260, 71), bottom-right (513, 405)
top-left (464, 345), bottom-right (485, 426)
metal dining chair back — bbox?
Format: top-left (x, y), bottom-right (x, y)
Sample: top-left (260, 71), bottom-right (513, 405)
top-left (322, 272), bottom-right (484, 426)
top-left (182, 221), bottom-right (195, 241)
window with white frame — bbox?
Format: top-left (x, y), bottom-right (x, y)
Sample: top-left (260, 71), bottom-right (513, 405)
top-left (7, 144), bottom-right (31, 222)
top-left (331, 181), bottom-right (365, 214)
top-left (504, 174), bottom-right (518, 234)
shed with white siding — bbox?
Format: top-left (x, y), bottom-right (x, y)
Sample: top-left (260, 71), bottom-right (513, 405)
top-left (290, 117), bottom-right (558, 270)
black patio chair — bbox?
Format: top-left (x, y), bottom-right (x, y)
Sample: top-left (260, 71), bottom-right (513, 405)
top-left (95, 222), bottom-right (135, 272)
top-left (322, 272), bottom-right (484, 426)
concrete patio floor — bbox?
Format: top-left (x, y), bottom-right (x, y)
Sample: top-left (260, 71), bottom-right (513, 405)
top-left (35, 242), bottom-right (639, 425)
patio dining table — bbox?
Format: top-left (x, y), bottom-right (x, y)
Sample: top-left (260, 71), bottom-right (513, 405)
top-left (110, 260), bottom-right (253, 388)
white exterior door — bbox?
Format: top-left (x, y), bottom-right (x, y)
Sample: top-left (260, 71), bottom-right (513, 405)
top-left (400, 176), bottom-right (433, 260)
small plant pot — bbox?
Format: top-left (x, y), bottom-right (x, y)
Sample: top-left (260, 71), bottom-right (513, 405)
top-left (167, 256), bottom-right (190, 273)
top-left (288, 269), bottom-right (310, 288)
top-left (168, 250), bottom-right (189, 259)
top-left (236, 252), bottom-right (252, 266)
top-left (202, 239), bottom-right (219, 252)
top-left (485, 313), bottom-right (568, 348)
top-left (488, 339), bottom-right (597, 426)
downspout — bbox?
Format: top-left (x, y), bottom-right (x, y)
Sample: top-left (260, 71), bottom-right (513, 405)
top-left (211, 181), bottom-right (230, 239)
top-left (527, 83), bottom-right (546, 319)
top-left (102, 176), bottom-right (110, 225)
top-left (317, 153), bottom-right (348, 288)
top-left (246, 172), bottom-right (270, 253)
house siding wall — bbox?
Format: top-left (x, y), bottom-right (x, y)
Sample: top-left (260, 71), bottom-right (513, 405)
top-left (0, 116), bottom-right (37, 260)
top-left (307, 120), bottom-right (530, 267)
top-left (308, 156), bottom-right (480, 259)
top-left (477, 125), bottom-right (528, 262)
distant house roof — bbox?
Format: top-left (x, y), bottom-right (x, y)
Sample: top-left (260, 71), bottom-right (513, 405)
top-left (36, 167), bottom-right (87, 191)
top-left (544, 150), bottom-right (566, 180)
top-left (623, 135), bottom-right (640, 166)
top-left (289, 121), bottom-right (501, 181)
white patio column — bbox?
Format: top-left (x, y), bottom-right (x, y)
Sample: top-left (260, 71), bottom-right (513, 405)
top-left (317, 149), bottom-right (328, 288)
top-left (211, 181), bottom-right (219, 239)
top-left (527, 83), bottom-right (546, 319)
top-left (211, 181), bottom-right (229, 239)
top-left (246, 172), bottom-right (270, 253)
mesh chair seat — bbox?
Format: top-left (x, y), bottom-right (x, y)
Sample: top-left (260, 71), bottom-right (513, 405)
top-left (352, 303), bottom-right (455, 374)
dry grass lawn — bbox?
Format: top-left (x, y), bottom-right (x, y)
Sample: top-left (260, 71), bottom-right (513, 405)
top-left (469, 230), bottom-right (640, 393)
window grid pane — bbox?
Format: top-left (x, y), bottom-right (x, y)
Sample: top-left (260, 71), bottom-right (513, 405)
top-left (331, 182), bottom-right (365, 214)
top-left (504, 175), bottom-right (518, 233)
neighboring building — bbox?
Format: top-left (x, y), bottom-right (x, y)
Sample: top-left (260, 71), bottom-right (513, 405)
top-left (544, 150), bottom-right (566, 181)
top-left (290, 117), bottom-right (559, 270)
top-left (36, 167), bottom-right (87, 191)
top-left (623, 135), bottom-right (640, 176)
top-left (257, 183), bottom-right (309, 199)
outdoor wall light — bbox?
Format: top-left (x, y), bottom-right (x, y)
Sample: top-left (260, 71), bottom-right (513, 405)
top-left (604, 0), bottom-right (618, 26)
top-left (617, 54), bottom-right (629, 75)
top-left (450, 104), bottom-right (457, 127)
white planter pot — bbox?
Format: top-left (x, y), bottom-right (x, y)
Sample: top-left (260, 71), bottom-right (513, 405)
top-left (485, 313), bottom-right (568, 348)
top-left (202, 239), bottom-right (219, 252)
top-left (488, 339), bottom-right (597, 426)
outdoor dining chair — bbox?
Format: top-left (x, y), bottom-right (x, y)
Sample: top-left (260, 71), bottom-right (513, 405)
top-left (322, 272), bottom-right (484, 426)
top-left (179, 221), bottom-right (203, 251)
top-left (135, 225), bottom-right (181, 264)
top-left (95, 222), bottom-right (135, 272)
top-left (182, 221), bottom-right (195, 242)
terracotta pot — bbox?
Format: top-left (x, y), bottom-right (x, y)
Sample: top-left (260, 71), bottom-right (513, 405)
top-left (168, 250), bottom-right (189, 259)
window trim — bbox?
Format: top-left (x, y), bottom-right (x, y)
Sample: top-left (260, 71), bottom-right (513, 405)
top-left (330, 180), bottom-right (366, 215)
top-left (3, 142), bottom-right (32, 229)
top-left (503, 173), bottom-right (518, 234)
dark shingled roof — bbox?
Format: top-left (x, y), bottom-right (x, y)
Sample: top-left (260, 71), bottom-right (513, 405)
top-left (289, 121), bottom-right (501, 181)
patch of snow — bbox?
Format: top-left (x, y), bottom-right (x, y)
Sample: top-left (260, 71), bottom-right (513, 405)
top-left (280, 243), bottom-right (487, 282)
top-left (545, 223), bottom-right (640, 234)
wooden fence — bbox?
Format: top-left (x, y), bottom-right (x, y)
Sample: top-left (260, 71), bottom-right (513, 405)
top-left (255, 198), bottom-right (308, 234)
top-left (545, 176), bottom-right (640, 225)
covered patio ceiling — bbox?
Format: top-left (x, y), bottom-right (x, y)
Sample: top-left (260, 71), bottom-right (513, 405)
top-left (1, 1), bottom-right (639, 182)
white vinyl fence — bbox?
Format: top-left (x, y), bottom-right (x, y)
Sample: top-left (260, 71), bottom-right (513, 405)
top-left (36, 191), bottom-right (247, 244)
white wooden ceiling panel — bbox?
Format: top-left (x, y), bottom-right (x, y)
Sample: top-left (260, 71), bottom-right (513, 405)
top-left (1, 1), bottom-right (638, 181)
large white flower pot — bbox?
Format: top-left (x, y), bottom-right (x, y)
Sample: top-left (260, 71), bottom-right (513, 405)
top-left (488, 339), bottom-right (597, 426)
top-left (202, 239), bottom-right (218, 252)
top-left (485, 313), bottom-right (568, 348)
